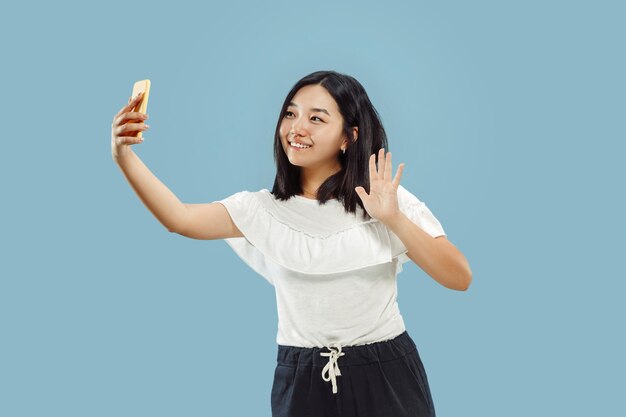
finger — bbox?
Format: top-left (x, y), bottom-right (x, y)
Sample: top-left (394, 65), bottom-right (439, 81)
top-left (123, 112), bottom-right (148, 122)
top-left (114, 122), bottom-right (148, 136)
top-left (115, 97), bottom-right (132, 119)
top-left (122, 122), bottom-right (149, 134)
top-left (369, 153), bottom-right (376, 184)
top-left (115, 136), bottom-right (144, 146)
top-left (392, 163), bottom-right (405, 188)
top-left (129, 92), bottom-right (144, 112)
top-left (113, 111), bottom-right (147, 126)
top-left (354, 186), bottom-right (366, 200)
top-left (116, 92), bottom-right (144, 118)
top-left (377, 148), bottom-right (385, 180)
top-left (116, 98), bottom-right (136, 119)
top-left (384, 151), bottom-right (392, 182)
top-left (117, 93), bottom-right (141, 115)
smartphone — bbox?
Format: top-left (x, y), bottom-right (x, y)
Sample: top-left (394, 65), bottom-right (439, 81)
top-left (131, 79), bottom-right (151, 139)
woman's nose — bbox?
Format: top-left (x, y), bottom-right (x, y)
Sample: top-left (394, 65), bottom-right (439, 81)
top-left (289, 123), bottom-right (307, 137)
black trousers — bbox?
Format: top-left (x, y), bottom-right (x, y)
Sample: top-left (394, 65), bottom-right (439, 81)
top-left (271, 330), bottom-right (436, 417)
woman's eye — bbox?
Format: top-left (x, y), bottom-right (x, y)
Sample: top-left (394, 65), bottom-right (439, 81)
top-left (283, 111), bottom-right (323, 122)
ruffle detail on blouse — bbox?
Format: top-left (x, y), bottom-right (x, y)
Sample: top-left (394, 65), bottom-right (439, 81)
top-left (216, 189), bottom-right (411, 279)
top-left (388, 185), bottom-right (447, 266)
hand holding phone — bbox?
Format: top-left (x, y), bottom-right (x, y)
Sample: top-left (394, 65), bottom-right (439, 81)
top-left (110, 79), bottom-right (151, 161)
top-left (131, 79), bottom-right (150, 139)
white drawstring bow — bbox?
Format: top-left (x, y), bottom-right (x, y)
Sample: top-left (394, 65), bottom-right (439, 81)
top-left (320, 343), bottom-right (346, 394)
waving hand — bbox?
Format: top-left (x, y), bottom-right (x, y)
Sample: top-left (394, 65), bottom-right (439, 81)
top-left (355, 148), bottom-right (405, 224)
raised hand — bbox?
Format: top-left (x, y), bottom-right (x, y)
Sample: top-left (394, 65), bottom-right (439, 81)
top-left (354, 148), bottom-right (405, 224)
top-left (111, 92), bottom-right (150, 161)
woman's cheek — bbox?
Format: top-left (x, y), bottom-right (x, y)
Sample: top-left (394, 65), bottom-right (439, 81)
top-left (279, 126), bottom-right (289, 140)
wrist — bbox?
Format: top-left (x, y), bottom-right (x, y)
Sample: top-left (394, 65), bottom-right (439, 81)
top-left (113, 146), bottom-right (135, 165)
top-left (381, 210), bottom-right (406, 231)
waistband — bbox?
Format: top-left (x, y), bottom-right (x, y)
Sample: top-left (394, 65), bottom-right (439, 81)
top-left (276, 331), bottom-right (417, 395)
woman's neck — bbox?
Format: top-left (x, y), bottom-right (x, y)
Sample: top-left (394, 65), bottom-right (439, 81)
top-left (299, 160), bottom-right (342, 198)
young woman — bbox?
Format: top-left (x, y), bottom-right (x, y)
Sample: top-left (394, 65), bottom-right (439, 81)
top-left (111, 70), bottom-right (472, 417)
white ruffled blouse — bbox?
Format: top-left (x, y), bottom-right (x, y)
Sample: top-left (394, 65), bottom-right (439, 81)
top-left (216, 185), bottom-right (445, 347)
top-left (215, 185), bottom-right (446, 393)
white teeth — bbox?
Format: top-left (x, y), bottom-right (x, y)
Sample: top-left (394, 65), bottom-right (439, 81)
top-left (290, 142), bottom-right (311, 149)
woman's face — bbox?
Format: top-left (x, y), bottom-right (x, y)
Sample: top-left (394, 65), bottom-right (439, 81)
top-left (279, 84), bottom-right (350, 169)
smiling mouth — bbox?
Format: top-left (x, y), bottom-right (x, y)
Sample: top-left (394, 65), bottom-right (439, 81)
top-left (289, 140), bottom-right (312, 149)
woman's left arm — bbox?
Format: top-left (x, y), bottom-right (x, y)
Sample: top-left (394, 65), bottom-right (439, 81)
top-left (355, 148), bottom-right (472, 291)
top-left (384, 214), bottom-right (472, 291)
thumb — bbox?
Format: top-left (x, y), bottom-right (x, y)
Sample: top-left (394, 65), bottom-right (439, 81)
top-left (354, 186), bottom-right (364, 198)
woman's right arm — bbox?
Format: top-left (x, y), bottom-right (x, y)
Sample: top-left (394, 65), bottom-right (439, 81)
top-left (112, 92), bottom-right (242, 240)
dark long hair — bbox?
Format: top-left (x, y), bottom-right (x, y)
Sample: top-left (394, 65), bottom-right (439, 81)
top-left (271, 70), bottom-right (389, 220)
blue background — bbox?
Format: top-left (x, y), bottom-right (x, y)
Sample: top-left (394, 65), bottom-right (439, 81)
top-left (1, 0), bottom-right (624, 416)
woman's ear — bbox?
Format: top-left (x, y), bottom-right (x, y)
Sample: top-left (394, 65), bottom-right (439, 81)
top-left (352, 126), bottom-right (358, 142)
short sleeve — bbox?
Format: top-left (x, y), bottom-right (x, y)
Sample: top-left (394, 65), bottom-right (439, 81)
top-left (214, 189), bottom-right (405, 279)
top-left (389, 185), bottom-right (447, 266)
top-left (214, 190), bottom-right (276, 286)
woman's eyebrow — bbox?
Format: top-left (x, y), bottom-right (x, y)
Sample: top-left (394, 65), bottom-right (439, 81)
top-left (288, 101), bottom-right (331, 117)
